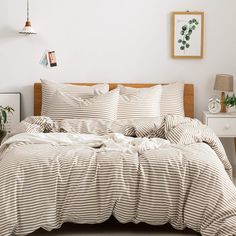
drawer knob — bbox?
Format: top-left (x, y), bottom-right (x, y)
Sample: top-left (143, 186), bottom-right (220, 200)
top-left (224, 124), bottom-right (230, 130)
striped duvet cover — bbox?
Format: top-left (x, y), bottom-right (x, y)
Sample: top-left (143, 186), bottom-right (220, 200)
top-left (0, 116), bottom-right (236, 236)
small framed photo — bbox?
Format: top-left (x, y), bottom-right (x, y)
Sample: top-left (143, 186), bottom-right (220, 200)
top-left (48, 51), bottom-right (57, 67)
top-left (0, 93), bottom-right (21, 133)
top-left (39, 50), bottom-right (58, 68)
top-left (172, 12), bottom-right (204, 59)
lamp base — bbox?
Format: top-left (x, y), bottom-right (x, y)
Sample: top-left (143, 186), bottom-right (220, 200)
top-left (220, 91), bottom-right (226, 113)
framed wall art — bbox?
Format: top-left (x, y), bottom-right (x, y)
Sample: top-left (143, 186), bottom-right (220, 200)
top-left (172, 12), bottom-right (204, 59)
top-left (0, 93), bottom-right (21, 133)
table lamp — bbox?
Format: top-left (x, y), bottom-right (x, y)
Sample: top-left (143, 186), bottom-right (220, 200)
top-left (214, 74), bottom-right (234, 112)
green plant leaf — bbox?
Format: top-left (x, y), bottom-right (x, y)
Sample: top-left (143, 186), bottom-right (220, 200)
top-left (185, 35), bottom-right (190, 41)
top-left (224, 94), bottom-right (236, 107)
top-left (1, 110), bottom-right (7, 123)
top-left (0, 105), bottom-right (14, 125)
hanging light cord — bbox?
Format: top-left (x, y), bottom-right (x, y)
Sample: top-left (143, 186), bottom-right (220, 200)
top-left (27, 0), bottom-right (29, 21)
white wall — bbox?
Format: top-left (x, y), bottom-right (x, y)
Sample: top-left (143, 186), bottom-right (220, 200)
top-left (0, 0), bottom-right (236, 161)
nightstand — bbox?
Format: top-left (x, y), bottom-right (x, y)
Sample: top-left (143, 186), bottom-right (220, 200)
top-left (203, 111), bottom-right (236, 155)
top-left (203, 111), bottom-right (236, 137)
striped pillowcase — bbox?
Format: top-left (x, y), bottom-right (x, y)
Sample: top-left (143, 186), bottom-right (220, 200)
top-left (161, 83), bottom-right (184, 116)
top-left (41, 79), bottom-right (109, 115)
top-left (118, 85), bottom-right (162, 119)
top-left (118, 83), bottom-right (184, 117)
top-left (45, 89), bottom-right (120, 121)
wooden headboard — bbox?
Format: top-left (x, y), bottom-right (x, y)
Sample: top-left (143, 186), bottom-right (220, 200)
top-left (34, 83), bottom-right (194, 118)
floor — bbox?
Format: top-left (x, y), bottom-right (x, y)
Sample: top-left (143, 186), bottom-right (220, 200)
top-left (31, 220), bottom-right (199, 236)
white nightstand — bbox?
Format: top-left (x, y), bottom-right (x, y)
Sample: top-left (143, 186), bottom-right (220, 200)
top-left (203, 111), bottom-right (236, 138)
top-left (203, 111), bottom-right (236, 157)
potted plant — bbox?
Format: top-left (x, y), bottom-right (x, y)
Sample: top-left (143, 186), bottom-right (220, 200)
top-left (224, 94), bottom-right (236, 113)
top-left (0, 105), bottom-right (14, 143)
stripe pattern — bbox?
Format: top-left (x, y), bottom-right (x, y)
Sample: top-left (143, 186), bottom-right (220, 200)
top-left (0, 134), bottom-right (236, 235)
top-left (3, 116), bottom-right (55, 144)
top-left (160, 83), bottom-right (184, 116)
top-left (118, 85), bottom-right (162, 119)
top-left (11, 116), bottom-right (54, 133)
top-left (130, 115), bottom-right (232, 179)
top-left (45, 89), bottom-right (120, 121)
top-left (58, 118), bottom-right (136, 137)
top-left (118, 83), bottom-right (184, 117)
top-left (41, 79), bottom-right (109, 116)
top-left (164, 115), bottom-right (232, 178)
top-left (0, 115), bottom-right (236, 236)
top-left (132, 117), bottom-right (165, 138)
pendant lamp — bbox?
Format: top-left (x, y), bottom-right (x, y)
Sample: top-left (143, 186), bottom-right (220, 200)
top-left (19, 0), bottom-right (36, 35)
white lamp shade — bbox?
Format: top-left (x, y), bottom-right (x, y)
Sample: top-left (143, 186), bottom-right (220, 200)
top-left (19, 26), bottom-right (36, 34)
top-left (19, 21), bottom-right (36, 35)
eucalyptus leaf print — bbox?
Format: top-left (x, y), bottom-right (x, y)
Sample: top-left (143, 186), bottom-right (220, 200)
top-left (178, 18), bottom-right (199, 52)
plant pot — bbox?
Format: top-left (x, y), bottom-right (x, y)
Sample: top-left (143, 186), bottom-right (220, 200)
top-left (0, 129), bottom-right (6, 144)
top-left (226, 106), bottom-right (236, 113)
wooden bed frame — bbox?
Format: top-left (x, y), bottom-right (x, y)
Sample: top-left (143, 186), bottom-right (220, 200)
top-left (34, 83), bottom-right (194, 118)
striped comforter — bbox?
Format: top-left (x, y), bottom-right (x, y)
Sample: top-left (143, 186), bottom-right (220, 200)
top-left (0, 116), bottom-right (236, 236)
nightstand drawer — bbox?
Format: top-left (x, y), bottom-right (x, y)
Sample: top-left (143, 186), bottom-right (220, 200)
top-left (208, 118), bottom-right (236, 137)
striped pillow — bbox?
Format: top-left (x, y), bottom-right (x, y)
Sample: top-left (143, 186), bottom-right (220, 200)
top-left (41, 79), bottom-right (109, 115)
top-left (119, 83), bottom-right (184, 117)
top-left (118, 85), bottom-right (162, 119)
top-left (161, 83), bottom-right (184, 116)
top-left (45, 89), bottom-right (120, 121)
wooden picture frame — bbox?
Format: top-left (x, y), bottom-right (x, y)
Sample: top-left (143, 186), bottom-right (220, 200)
top-left (172, 12), bottom-right (204, 59)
